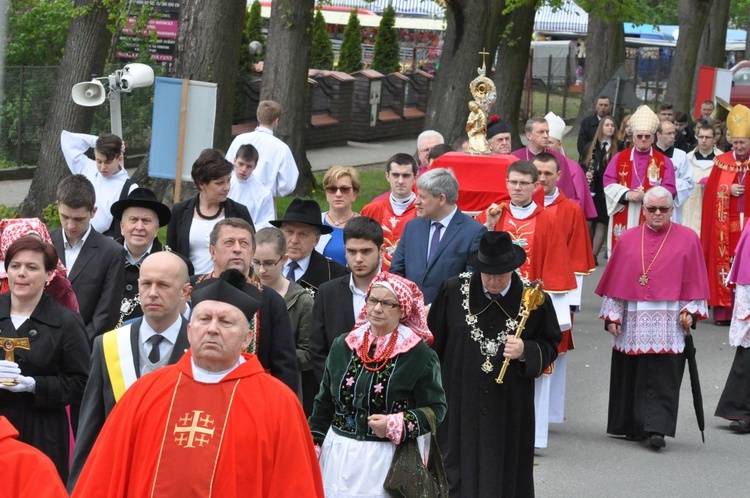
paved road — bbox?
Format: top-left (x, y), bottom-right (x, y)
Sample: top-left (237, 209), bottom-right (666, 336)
top-left (534, 265), bottom-right (747, 497)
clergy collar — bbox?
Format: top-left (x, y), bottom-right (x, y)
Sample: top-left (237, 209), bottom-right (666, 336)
top-left (509, 201), bottom-right (537, 219)
top-left (255, 126), bottom-right (274, 136)
top-left (390, 192), bottom-right (415, 204)
top-left (630, 146), bottom-right (653, 160)
top-left (654, 144), bottom-right (674, 157)
top-left (694, 149), bottom-right (715, 160)
top-left (191, 356), bottom-right (245, 383)
top-left (544, 188), bottom-right (559, 207)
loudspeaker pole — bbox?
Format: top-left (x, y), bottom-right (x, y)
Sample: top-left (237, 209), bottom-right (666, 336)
top-left (108, 90), bottom-right (123, 138)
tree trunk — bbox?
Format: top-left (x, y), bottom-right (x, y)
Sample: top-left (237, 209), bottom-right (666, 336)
top-left (172, 0), bottom-right (246, 152)
top-left (492, 0), bottom-right (538, 151)
top-left (260, 0), bottom-right (315, 196)
top-left (577, 7), bottom-right (625, 123)
top-left (664, 0), bottom-right (713, 112)
top-left (424, 0), bottom-right (504, 146)
top-left (693, 0), bottom-right (730, 108)
top-left (18, 0), bottom-right (111, 217)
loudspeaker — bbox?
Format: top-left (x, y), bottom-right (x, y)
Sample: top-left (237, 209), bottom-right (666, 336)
top-left (119, 63), bottom-right (154, 92)
top-left (71, 80), bottom-right (106, 106)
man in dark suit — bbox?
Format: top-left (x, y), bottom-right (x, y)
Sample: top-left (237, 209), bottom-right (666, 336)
top-left (270, 198), bottom-right (349, 295)
top-left (391, 168), bottom-right (487, 305)
top-left (50, 174), bottom-right (125, 343)
top-left (577, 95), bottom-right (612, 162)
top-left (309, 216), bottom-right (384, 387)
top-left (68, 251), bottom-right (191, 492)
top-left (192, 218), bottom-right (299, 394)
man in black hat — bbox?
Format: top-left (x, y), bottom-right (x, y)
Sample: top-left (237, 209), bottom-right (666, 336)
top-left (487, 117), bottom-right (512, 155)
top-left (270, 198), bottom-right (349, 295)
top-left (428, 231), bottom-right (561, 498)
top-left (71, 269), bottom-right (324, 497)
top-left (110, 187), bottom-right (188, 327)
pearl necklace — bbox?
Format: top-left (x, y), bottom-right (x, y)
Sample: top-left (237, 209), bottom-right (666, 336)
top-left (327, 212), bottom-right (357, 226)
top-left (460, 272), bottom-right (520, 373)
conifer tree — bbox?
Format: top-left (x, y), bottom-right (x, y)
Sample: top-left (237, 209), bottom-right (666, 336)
top-left (337, 9), bottom-right (363, 73)
top-left (310, 6), bottom-right (334, 70)
top-left (239, 0), bottom-right (265, 76)
top-left (371, 4), bottom-right (401, 74)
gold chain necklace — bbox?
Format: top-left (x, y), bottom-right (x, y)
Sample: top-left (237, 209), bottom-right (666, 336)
top-left (640, 222), bottom-right (672, 285)
top-left (327, 211), bottom-right (357, 226)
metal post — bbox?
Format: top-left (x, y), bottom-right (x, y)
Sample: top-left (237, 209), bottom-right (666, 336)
top-left (108, 91), bottom-right (123, 139)
top-left (562, 57), bottom-right (570, 118)
top-left (16, 66), bottom-right (24, 166)
top-left (545, 55), bottom-right (552, 114)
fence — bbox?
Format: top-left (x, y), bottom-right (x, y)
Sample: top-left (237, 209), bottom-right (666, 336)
top-left (1, 65), bottom-right (156, 167)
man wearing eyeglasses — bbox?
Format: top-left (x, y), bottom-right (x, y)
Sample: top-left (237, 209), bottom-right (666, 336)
top-left (416, 130), bottom-right (444, 175)
top-left (701, 104), bottom-right (750, 326)
top-left (191, 218), bottom-right (298, 393)
top-left (653, 120), bottom-right (695, 224)
top-left (683, 125), bottom-right (721, 235)
top-left (603, 105), bottom-right (677, 257)
top-left (596, 186), bottom-right (709, 450)
top-left (480, 159), bottom-right (577, 449)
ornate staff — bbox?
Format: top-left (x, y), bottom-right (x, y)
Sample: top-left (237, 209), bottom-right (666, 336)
top-left (496, 280), bottom-right (545, 384)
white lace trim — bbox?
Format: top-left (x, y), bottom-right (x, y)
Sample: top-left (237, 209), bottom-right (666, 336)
top-left (730, 284), bottom-right (750, 347)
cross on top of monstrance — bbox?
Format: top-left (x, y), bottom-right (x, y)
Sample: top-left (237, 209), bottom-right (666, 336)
top-left (479, 48), bottom-right (490, 71)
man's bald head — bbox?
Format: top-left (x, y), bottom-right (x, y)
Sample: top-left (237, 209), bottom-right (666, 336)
top-left (138, 251), bottom-right (191, 331)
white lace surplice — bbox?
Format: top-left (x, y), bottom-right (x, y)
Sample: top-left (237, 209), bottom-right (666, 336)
top-left (730, 284), bottom-right (750, 347)
top-left (600, 297), bottom-right (708, 354)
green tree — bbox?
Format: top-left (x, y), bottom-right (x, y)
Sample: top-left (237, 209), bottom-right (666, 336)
top-left (6, 0), bottom-right (75, 66)
top-left (337, 9), bottom-right (363, 73)
top-left (239, 0), bottom-right (265, 77)
top-left (371, 4), bottom-right (400, 74)
top-left (310, 6), bottom-right (334, 70)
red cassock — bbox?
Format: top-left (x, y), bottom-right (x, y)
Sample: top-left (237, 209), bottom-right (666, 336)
top-left (72, 353), bottom-right (324, 498)
top-left (545, 191), bottom-right (596, 276)
top-left (700, 151), bottom-right (750, 308)
top-left (360, 197), bottom-right (417, 271)
top-left (0, 416), bottom-right (68, 498)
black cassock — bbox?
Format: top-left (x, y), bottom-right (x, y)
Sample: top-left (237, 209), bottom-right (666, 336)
top-left (429, 272), bottom-right (561, 498)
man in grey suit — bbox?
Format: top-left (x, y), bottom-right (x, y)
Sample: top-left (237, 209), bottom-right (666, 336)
top-left (67, 251), bottom-right (191, 492)
top-left (391, 167), bottom-right (486, 304)
top-left (50, 174), bottom-right (125, 343)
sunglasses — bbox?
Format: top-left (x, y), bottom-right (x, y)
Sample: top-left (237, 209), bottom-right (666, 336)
top-left (636, 134), bottom-right (653, 140)
top-left (325, 186), bottom-right (354, 194)
top-left (644, 206), bottom-right (671, 213)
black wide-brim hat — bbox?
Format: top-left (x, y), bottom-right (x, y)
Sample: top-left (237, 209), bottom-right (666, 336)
top-left (269, 198), bottom-right (333, 234)
top-left (467, 231), bottom-right (527, 275)
top-left (110, 187), bottom-right (172, 227)
top-left (192, 269), bottom-right (262, 322)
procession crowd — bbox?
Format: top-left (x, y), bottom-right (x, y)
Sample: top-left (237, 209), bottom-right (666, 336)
top-left (1, 96), bottom-right (749, 498)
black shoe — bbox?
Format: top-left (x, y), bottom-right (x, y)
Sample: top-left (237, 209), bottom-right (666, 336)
top-left (729, 420), bottom-right (750, 433)
top-left (648, 434), bottom-right (666, 449)
top-left (714, 320), bottom-right (731, 326)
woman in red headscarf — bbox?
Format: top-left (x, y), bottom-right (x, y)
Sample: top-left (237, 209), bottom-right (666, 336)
top-left (309, 272), bottom-right (447, 497)
top-left (0, 219), bottom-right (78, 312)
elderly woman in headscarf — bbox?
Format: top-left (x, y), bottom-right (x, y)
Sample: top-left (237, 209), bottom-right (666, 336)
top-left (309, 272), bottom-right (447, 498)
top-left (0, 218), bottom-right (78, 312)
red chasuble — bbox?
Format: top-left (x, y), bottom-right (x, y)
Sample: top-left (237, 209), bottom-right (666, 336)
top-left (0, 417), bottom-right (68, 498)
top-left (72, 353), bottom-right (324, 498)
top-left (360, 196), bottom-right (417, 271)
top-left (700, 151), bottom-right (750, 307)
top-left (545, 192), bottom-right (596, 275)
top-left (478, 204), bottom-right (577, 292)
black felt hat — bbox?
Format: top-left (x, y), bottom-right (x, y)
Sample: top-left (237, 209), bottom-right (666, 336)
top-left (269, 198), bottom-right (333, 234)
top-left (487, 116), bottom-right (511, 139)
top-left (110, 187), bottom-right (171, 227)
top-left (467, 231), bottom-right (527, 275)
top-left (191, 269), bottom-right (262, 322)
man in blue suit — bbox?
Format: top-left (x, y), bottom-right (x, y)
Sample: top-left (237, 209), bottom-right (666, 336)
top-left (391, 167), bottom-right (487, 304)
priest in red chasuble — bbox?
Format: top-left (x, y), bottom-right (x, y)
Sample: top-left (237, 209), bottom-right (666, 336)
top-left (596, 186), bottom-right (709, 450)
top-left (72, 270), bottom-right (324, 497)
top-left (700, 103), bottom-right (750, 325)
top-left (603, 105), bottom-right (676, 257)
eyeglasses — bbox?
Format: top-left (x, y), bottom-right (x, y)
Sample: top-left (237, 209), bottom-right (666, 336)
top-left (366, 297), bottom-right (400, 310)
top-left (636, 134), bottom-right (653, 140)
top-left (507, 180), bottom-right (535, 187)
top-left (644, 206), bottom-right (672, 213)
top-left (324, 186), bottom-right (354, 194)
top-left (251, 256), bottom-right (283, 269)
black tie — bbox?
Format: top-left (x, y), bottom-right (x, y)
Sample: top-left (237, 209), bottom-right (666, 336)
top-left (148, 335), bottom-right (165, 363)
top-left (286, 260), bottom-right (299, 281)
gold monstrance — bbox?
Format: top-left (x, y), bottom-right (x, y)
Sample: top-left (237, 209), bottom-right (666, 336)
top-left (465, 49), bottom-right (496, 155)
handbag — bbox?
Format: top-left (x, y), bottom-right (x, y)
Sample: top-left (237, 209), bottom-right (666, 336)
top-left (383, 407), bottom-right (449, 498)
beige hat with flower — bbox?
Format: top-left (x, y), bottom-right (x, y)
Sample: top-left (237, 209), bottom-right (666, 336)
top-left (629, 105), bottom-right (660, 135)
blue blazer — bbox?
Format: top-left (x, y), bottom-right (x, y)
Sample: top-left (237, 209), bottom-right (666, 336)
top-left (390, 208), bottom-right (486, 304)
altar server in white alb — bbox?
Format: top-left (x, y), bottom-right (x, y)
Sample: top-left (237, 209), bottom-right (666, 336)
top-left (227, 143), bottom-right (275, 228)
top-left (225, 100), bottom-right (299, 197)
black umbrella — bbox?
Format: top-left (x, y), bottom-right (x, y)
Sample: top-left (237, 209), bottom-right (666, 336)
top-left (681, 312), bottom-right (705, 443)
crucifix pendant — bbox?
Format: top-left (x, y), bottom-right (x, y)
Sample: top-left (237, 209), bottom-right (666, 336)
top-left (639, 274), bottom-right (649, 286)
top-left (481, 358), bottom-right (494, 373)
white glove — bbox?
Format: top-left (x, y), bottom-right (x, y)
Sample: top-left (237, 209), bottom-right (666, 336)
top-left (0, 374), bottom-right (35, 393)
top-left (0, 360), bottom-right (21, 381)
